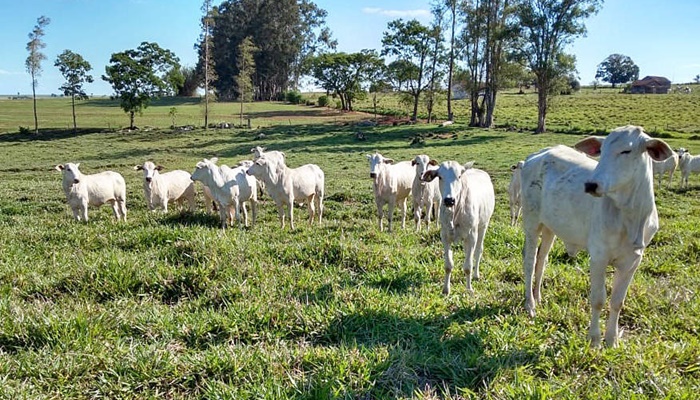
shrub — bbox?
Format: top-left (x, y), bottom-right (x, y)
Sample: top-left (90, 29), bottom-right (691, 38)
top-left (285, 91), bottom-right (303, 105)
top-left (19, 126), bottom-right (30, 134)
top-left (335, 100), bottom-right (342, 109)
top-left (317, 95), bottom-right (329, 107)
top-left (305, 99), bottom-right (315, 106)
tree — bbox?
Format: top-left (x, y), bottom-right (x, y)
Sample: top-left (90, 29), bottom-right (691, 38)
top-left (235, 36), bottom-right (258, 127)
top-left (25, 15), bottom-right (50, 134)
top-left (382, 19), bottom-right (434, 121)
top-left (54, 50), bottom-right (94, 132)
top-left (210, 0), bottom-right (334, 101)
top-left (595, 54), bottom-right (639, 88)
top-left (309, 50), bottom-right (384, 111)
top-left (178, 66), bottom-right (200, 97)
top-left (102, 42), bottom-right (181, 129)
top-left (198, 0), bottom-right (217, 129)
top-left (444, 0), bottom-right (458, 121)
top-left (515, 0), bottom-right (601, 133)
top-left (695, 75), bottom-right (700, 84)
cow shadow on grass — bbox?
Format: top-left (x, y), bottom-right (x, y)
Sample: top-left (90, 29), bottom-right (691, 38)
top-left (307, 301), bottom-right (538, 397)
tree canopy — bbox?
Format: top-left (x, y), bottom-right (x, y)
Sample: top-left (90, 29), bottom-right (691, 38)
top-left (208, 0), bottom-right (334, 100)
top-left (102, 42), bottom-right (181, 129)
top-left (595, 54), bottom-right (639, 88)
top-left (54, 50), bottom-right (94, 132)
top-left (25, 15), bottom-right (50, 134)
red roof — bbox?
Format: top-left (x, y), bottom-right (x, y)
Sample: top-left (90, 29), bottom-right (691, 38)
top-left (632, 76), bottom-right (671, 87)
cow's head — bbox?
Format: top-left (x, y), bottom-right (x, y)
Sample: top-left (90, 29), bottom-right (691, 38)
top-left (412, 155), bottom-right (438, 178)
top-left (134, 161), bottom-right (163, 184)
top-left (251, 146), bottom-right (266, 159)
top-left (366, 152), bottom-right (393, 179)
top-left (421, 160), bottom-right (474, 208)
top-left (246, 155), bottom-right (270, 178)
top-left (191, 158), bottom-right (217, 183)
top-left (575, 125), bottom-right (673, 198)
top-left (56, 162), bottom-right (82, 184)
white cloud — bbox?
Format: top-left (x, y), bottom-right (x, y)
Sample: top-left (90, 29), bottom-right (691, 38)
top-left (362, 7), bottom-right (431, 19)
top-left (0, 69), bottom-right (12, 75)
top-left (679, 63), bottom-right (700, 70)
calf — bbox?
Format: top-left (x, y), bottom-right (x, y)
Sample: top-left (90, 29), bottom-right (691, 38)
top-left (651, 151), bottom-right (678, 189)
top-left (246, 155), bottom-right (324, 230)
top-left (411, 155), bottom-right (441, 230)
top-left (367, 152), bottom-right (414, 232)
top-left (134, 161), bottom-right (195, 213)
top-left (422, 161), bottom-right (495, 294)
top-left (55, 163), bottom-right (127, 222)
top-left (520, 125), bottom-right (673, 347)
top-left (508, 161), bottom-right (524, 225)
top-left (677, 148), bottom-right (700, 189)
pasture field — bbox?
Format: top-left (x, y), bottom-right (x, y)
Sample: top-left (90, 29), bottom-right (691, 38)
top-left (0, 95), bottom-right (699, 398)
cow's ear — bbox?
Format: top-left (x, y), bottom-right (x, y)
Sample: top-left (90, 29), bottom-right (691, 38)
top-left (574, 136), bottom-right (604, 157)
top-left (428, 159), bottom-right (438, 166)
top-left (411, 159), bottom-right (417, 166)
top-left (155, 165), bottom-right (164, 171)
top-left (250, 147), bottom-right (256, 153)
top-left (75, 163), bottom-right (80, 168)
top-left (645, 138), bottom-right (674, 162)
top-left (421, 169), bottom-right (438, 182)
top-left (463, 161), bottom-right (475, 170)
top-left (383, 158), bottom-right (394, 164)
top-left (210, 157), bottom-right (219, 164)
top-left (366, 154), bottom-right (372, 160)
top-left (280, 152), bottom-right (286, 158)
top-left (55, 164), bottom-right (64, 171)
top-left (510, 164), bottom-right (517, 171)
top-left (133, 165), bottom-right (143, 171)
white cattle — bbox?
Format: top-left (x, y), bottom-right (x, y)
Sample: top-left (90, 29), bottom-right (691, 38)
top-left (250, 146), bottom-right (286, 164)
top-left (246, 155), bottom-right (324, 230)
top-left (133, 161), bottom-right (195, 213)
top-left (367, 152), bottom-right (414, 232)
top-left (411, 155), bottom-right (441, 230)
top-left (191, 158), bottom-right (258, 228)
top-left (421, 161), bottom-right (495, 294)
top-left (508, 161), bottom-right (524, 226)
top-left (520, 125), bottom-right (673, 347)
top-left (651, 151), bottom-right (678, 189)
top-left (677, 148), bottom-right (700, 189)
top-left (250, 147), bottom-right (285, 196)
top-left (55, 163), bottom-right (127, 222)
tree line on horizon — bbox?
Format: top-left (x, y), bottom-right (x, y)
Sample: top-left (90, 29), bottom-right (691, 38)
top-left (24, 0), bottom-right (677, 135)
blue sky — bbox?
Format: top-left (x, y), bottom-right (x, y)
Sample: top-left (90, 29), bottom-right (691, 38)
top-left (1, 0), bottom-right (699, 95)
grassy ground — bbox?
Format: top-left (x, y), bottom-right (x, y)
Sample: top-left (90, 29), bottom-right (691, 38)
top-left (0, 95), bottom-right (699, 398)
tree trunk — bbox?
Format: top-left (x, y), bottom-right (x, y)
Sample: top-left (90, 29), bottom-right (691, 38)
top-left (536, 86), bottom-right (547, 133)
top-left (130, 111), bottom-right (135, 130)
top-left (31, 72), bottom-right (39, 134)
top-left (411, 93), bottom-right (419, 122)
top-left (447, 2), bottom-right (456, 121)
top-left (71, 94), bottom-right (77, 133)
top-left (240, 99), bottom-right (243, 127)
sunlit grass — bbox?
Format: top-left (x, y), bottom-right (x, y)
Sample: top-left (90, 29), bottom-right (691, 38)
top-left (0, 96), bottom-right (699, 398)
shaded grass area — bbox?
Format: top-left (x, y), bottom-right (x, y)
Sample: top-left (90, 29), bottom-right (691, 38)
top-left (0, 107), bottom-right (699, 398)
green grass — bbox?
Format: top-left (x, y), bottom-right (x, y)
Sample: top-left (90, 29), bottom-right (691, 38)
top-left (0, 95), bottom-right (699, 398)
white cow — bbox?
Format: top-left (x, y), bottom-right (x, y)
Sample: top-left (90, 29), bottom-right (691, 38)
top-left (55, 163), bottom-right (127, 222)
top-left (202, 185), bottom-right (218, 214)
top-left (191, 158), bottom-right (258, 228)
top-left (411, 155), bottom-right (441, 230)
top-left (677, 148), bottom-right (700, 189)
top-left (250, 147), bottom-right (285, 196)
top-left (508, 161), bottom-right (524, 226)
top-left (520, 125), bottom-right (673, 347)
top-left (246, 155), bottom-right (324, 230)
top-left (651, 151), bottom-right (678, 189)
top-left (133, 161), bottom-right (195, 213)
top-left (421, 161), bottom-right (495, 294)
top-left (367, 152), bottom-right (414, 232)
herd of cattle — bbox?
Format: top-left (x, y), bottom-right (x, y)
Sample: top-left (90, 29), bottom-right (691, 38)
top-left (53, 126), bottom-right (699, 347)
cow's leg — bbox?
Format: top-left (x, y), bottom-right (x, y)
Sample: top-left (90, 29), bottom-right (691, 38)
top-left (376, 199), bottom-right (384, 231)
top-left (533, 227), bottom-right (556, 304)
top-left (523, 223), bottom-right (542, 317)
top-left (400, 197), bottom-right (407, 229)
top-left (387, 198), bottom-right (396, 233)
top-left (472, 223), bottom-right (489, 281)
top-left (605, 253), bottom-right (643, 347)
top-left (287, 199), bottom-right (295, 230)
top-left (462, 229), bottom-right (478, 292)
top-left (587, 256), bottom-right (608, 347)
top-left (308, 195), bottom-right (316, 224)
top-left (442, 240), bottom-right (454, 295)
top-left (276, 200), bottom-right (286, 229)
top-left (413, 197), bottom-right (421, 230)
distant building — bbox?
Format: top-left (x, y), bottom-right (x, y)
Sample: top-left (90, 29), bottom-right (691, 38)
top-left (630, 76), bottom-right (672, 94)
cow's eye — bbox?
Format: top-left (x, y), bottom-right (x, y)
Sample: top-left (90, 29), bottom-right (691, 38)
top-left (620, 150), bottom-right (631, 155)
